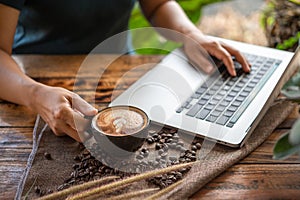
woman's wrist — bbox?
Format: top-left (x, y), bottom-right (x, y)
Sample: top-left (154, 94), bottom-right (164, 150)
top-left (25, 80), bottom-right (45, 110)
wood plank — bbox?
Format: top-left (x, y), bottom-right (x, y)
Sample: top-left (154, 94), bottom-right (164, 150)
top-left (242, 129), bottom-right (300, 164)
top-left (0, 128), bottom-right (33, 161)
top-left (33, 76), bottom-right (141, 91)
top-left (1, 54), bottom-right (297, 199)
top-left (0, 128), bottom-right (33, 199)
top-left (0, 165), bottom-right (26, 199)
top-left (191, 164), bottom-right (300, 199)
top-left (0, 104), bottom-right (36, 127)
top-left (14, 55), bottom-right (162, 78)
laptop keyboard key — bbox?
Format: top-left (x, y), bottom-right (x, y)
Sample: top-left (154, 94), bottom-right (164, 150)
top-left (196, 86), bottom-right (207, 95)
top-left (206, 115), bottom-right (217, 122)
top-left (205, 103), bottom-right (215, 111)
top-left (232, 100), bottom-right (242, 107)
top-left (215, 105), bottom-right (226, 112)
top-left (236, 95), bottom-right (245, 102)
top-left (180, 53), bottom-right (282, 128)
top-left (186, 104), bottom-right (202, 117)
top-left (228, 105), bottom-right (238, 112)
top-left (198, 99), bottom-right (207, 105)
top-left (220, 100), bottom-right (230, 107)
top-left (223, 110), bottom-right (234, 117)
top-left (226, 122), bottom-right (235, 128)
top-left (196, 109), bottom-right (210, 120)
top-left (224, 96), bottom-right (234, 102)
top-left (211, 110), bottom-right (221, 117)
top-left (176, 107), bottom-right (184, 113)
top-left (216, 116), bottom-right (229, 125)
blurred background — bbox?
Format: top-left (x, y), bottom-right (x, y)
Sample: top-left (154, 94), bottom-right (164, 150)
top-left (129, 0), bottom-right (300, 53)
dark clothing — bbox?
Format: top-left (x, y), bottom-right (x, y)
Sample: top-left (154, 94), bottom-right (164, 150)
top-left (0, 0), bottom-right (136, 54)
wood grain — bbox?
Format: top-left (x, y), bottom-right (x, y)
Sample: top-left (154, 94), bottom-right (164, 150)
top-left (1, 55), bottom-right (299, 199)
top-left (191, 164), bottom-right (300, 199)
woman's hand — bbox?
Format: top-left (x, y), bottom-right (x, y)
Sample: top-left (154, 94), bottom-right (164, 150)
top-left (30, 84), bottom-right (98, 142)
top-left (183, 31), bottom-right (251, 76)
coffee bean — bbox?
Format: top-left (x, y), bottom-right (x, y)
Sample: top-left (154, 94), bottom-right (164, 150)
top-left (155, 143), bottom-right (162, 150)
top-left (195, 142), bottom-right (201, 149)
top-left (34, 186), bottom-right (41, 194)
top-left (175, 172), bottom-right (183, 179)
top-left (156, 156), bottom-right (161, 161)
top-left (180, 147), bottom-right (187, 152)
top-left (146, 137), bottom-right (154, 144)
top-left (63, 125), bottom-right (195, 192)
top-left (170, 129), bottom-right (177, 134)
top-left (73, 155), bottom-right (81, 161)
top-left (159, 139), bottom-right (165, 144)
top-left (162, 143), bottom-right (169, 151)
top-left (191, 150), bottom-right (196, 156)
top-left (172, 134), bottom-right (179, 140)
top-left (177, 141), bottom-right (184, 146)
top-left (158, 149), bottom-right (164, 155)
top-left (142, 151), bottom-right (149, 157)
top-left (148, 130), bottom-right (156, 135)
top-left (169, 156), bottom-right (177, 162)
top-left (44, 152), bottom-right (52, 160)
top-left (167, 138), bottom-right (174, 143)
top-left (47, 189), bottom-right (53, 194)
top-left (168, 143), bottom-right (176, 149)
top-left (191, 145), bottom-right (197, 151)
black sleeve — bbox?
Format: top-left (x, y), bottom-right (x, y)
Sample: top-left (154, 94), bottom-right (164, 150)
top-left (0, 0), bottom-right (25, 10)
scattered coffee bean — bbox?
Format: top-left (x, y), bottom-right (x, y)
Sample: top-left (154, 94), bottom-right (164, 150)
top-left (195, 142), bottom-right (201, 149)
top-left (146, 137), bottom-right (154, 144)
top-left (191, 145), bottom-right (197, 151)
top-left (148, 130), bottom-right (156, 135)
top-left (44, 152), bottom-right (52, 160)
top-left (34, 186), bottom-right (41, 194)
top-left (60, 125), bottom-right (204, 192)
top-left (136, 154), bottom-right (144, 160)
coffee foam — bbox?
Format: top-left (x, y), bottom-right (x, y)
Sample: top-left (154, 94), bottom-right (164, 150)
top-left (96, 107), bottom-right (147, 136)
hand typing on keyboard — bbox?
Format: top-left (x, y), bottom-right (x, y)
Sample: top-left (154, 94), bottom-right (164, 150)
top-left (176, 52), bottom-right (281, 128)
top-left (183, 33), bottom-right (251, 76)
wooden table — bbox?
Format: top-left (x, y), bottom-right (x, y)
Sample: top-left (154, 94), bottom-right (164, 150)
top-left (1, 54), bottom-right (300, 199)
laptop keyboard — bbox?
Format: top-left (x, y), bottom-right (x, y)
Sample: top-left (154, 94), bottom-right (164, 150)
top-left (176, 53), bottom-right (282, 128)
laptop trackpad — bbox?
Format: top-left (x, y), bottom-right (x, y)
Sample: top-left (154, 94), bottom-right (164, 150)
top-left (121, 83), bottom-right (180, 124)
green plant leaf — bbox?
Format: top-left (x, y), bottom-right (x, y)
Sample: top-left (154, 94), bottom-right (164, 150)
top-left (288, 0), bottom-right (300, 5)
top-left (281, 70), bottom-right (300, 102)
top-left (289, 118), bottom-right (300, 145)
top-left (273, 131), bottom-right (300, 160)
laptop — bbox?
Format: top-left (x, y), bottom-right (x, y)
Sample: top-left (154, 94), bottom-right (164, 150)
top-left (110, 36), bottom-right (299, 147)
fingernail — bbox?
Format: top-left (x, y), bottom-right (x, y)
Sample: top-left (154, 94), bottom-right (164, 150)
top-left (206, 65), bottom-right (214, 73)
top-left (87, 108), bottom-right (98, 115)
top-left (232, 71), bottom-right (237, 77)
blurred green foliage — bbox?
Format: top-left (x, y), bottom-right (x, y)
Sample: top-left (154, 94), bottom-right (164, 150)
top-left (129, 0), bottom-right (225, 54)
top-left (261, 0), bottom-right (300, 51)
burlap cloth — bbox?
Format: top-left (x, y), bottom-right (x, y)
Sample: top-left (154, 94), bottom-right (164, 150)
top-left (15, 100), bottom-right (297, 200)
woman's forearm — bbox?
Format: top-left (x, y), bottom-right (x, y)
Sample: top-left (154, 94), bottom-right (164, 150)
top-left (0, 49), bottom-right (40, 107)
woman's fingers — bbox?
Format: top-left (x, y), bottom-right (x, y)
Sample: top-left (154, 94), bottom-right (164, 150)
top-left (53, 103), bottom-right (93, 141)
top-left (51, 119), bottom-right (81, 142)
top-left (210, 44), bottom-right (236, 76)
top-left (72, 94), bottom-right (98, 116)
top-left (184, 34), bottom-right (251, 76)
top-left (220, 41), bottom-right (251, 73)
top-left (184, 45), bottom-right (215, 74)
